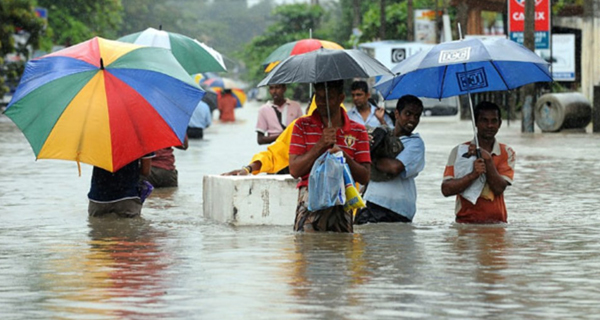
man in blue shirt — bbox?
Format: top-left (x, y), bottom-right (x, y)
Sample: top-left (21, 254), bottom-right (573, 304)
top-left (355, 95), bottom-right (425, 224)
top-left (347, 81), bottom-right (394, 129)
top-left (187, 100), bottom-right (212, 139)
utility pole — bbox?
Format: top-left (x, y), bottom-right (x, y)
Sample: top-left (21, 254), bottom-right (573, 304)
top-left (352, 0), bottom-right (361, 29)
top-left (521, 0), bottom-right (536, 132)
top-left (407, 0), bottom-right (414, 41)
top-left (380, 0), bottom-right (386, 40)
top-left (584, 0), bottom-right (600, 132)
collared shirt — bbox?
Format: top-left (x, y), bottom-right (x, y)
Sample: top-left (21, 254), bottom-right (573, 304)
top-left (443, 140), bottom-right (516, 223)
top-left (363, 133), bottom-right (425, 220)
top-left (347, 103), bottom-right (394, 128)
top-left (256, 99), bottom-right (303, 136)
top-left (289, 108), bottom-right (371, 188)
top-left (188, 100), bottom-right (212, 129)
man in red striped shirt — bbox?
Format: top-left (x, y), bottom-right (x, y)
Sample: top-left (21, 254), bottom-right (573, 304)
top-left (289, 80), bottom-right (371, 232)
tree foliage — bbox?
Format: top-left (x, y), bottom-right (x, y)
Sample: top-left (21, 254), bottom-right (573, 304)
top-left (37, 0), bottom-right (123, 46)
top-left (240, 3), bottom-right (326, 85)
top-left (0, 0), bottom-right (47, 97)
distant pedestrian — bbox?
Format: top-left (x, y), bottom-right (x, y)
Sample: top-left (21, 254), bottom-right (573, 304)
top-left (347, 80), bottom-right (393, 129)
top-left (147, 136), bottom-right (188, 188)
top-left (187, 100), bottom-right (212, 139)
top-left (255, 84), bottom-right (303, 145)
top-left (218, 89), bottom-right (237, 122)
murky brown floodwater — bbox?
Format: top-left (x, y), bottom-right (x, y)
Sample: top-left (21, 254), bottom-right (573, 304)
top-left (2, 100), bottom-right (600, 319)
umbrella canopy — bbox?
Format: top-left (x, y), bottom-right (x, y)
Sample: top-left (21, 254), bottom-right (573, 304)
top-left (374, 37), bottom-right (552, 100)
top-left (118, 27), bottom-right (227, 74)
top-left (258, 49), bottom-right (393, 87)
top-left (4, 37), bottom-right (205, 173)
top-left (203, 77), bottom-right (246, 108)
top-left (203, 77), bottom-right (239, 90)
top-left (262, 38), bottom-right (344, 72)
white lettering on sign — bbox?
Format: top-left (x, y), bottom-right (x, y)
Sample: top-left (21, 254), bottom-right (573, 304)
top-left (512, 12), bottom-right (546, 21)
top-left (515, 0), bottom-right (543, 7)
top-left (439, 47), bottom-right (471, 63)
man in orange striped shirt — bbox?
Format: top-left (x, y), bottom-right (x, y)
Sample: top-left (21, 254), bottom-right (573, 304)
top-left (441, 101), bottom-right (516, 223)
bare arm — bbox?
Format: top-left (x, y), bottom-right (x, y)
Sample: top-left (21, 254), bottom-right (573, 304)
top-left (140, 158), bottom-right (152, 177)
top-left (222, 161), bottom-right (262, 176)
top-left (441, 160), bottom-right (485, 197)
top-left (257, 132), bottom-right (279, 145)
top-left (333, 145), bottom-right (370, 185)
top-left (175, 135), bottom-right (189, 150)
top-left (374, 157), bottom-right (405, 177)
top-left (480, 149), bottom-right (509, 195)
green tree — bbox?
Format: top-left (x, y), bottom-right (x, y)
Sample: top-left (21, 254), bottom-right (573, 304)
top-left (0, 0), bottom-right (47, 99)
top-left (240, 3), bottom-right (325, 84)
top-left (37, 0), bottom-right (123, 46)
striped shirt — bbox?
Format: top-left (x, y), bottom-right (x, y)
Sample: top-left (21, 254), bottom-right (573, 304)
top-left (290, 108), bottom-right (371, 188)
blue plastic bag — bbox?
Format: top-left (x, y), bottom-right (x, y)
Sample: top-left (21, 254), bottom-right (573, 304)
top-left (307, 151), bottom-right (345, 211)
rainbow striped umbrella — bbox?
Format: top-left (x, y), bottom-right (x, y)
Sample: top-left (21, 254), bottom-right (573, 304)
top-left (203, 77), bottom-right (247, 108)
top-left (3, 37), bottom-right (205, 173)
top-left (262, 39), bottom-right (344, 72)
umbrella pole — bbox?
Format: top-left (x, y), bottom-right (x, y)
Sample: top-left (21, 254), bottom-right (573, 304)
top-left (467, 93), bottom-right (481, 158)
top-left (325, 82), bottom-right (332, 127)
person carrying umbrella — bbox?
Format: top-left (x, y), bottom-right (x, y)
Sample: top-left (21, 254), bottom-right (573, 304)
top-left (288, 80), bottom-right (371, 233)
top-left (441, 101), bottom-right (516, 224)
top-left (88, 153), bottom-right (155, 218)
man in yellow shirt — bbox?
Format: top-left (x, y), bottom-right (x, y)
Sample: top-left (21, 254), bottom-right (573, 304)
top-left (223, 99), bottom-right (345, 176)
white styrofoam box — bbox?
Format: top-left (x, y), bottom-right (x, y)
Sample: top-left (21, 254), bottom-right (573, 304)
top-left (202, 174), bottom-right (299, 226)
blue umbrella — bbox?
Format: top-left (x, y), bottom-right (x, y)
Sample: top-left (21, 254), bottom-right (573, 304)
top-left (374, 37), bottom-right (552, 153)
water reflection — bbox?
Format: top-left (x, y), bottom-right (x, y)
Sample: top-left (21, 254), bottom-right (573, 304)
top-left (45, 218), bottom-right (173, 319)
top-left (286, 233), bottom-right (371, 318)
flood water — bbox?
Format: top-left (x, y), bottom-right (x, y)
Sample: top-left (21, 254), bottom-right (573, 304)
top-left (1, 100), bottom-right (600, 319)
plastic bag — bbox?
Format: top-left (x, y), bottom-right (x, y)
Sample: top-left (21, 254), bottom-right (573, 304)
top-left (308, 151), bottom-right (345, 211)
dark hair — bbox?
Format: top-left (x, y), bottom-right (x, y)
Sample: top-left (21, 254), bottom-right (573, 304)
top-left (314, 79), bottom-right (344, 95)
top-left (350, 81), bottom-right (369, 94)
top-left (396, 94), bottom-right (423, 112)
top-left (474, 101), bottom-right (501, 122)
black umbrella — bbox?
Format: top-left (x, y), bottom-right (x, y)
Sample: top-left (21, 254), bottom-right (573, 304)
top-left (257, 48), bottom-right (393, 86)
top-left (257, 49), bottom-right (392, 126)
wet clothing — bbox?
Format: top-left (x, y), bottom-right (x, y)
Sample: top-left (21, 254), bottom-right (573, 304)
top-left (218, 93), bottom-right (237, 122)
top-left (355, 201), bottom-right (412, 224)
top-left (256, 99), bottom-right (303, 137)
top-left (88, 198), bottom-right (142, 218)
top-left (362, 133), bottom-right (425, 222)
top-left (88, 153), bottom-right (154, 217)
top-left (289, 108), bottom-right (370, 233)
top-left (443, 140), bottom-right (515, 223)
top-left (294, 186), bottom-right (353, 232)
top-left (289, 109), bottom-right (371, 188)
top-left (147, 166), bottom-right (178, 188)
top-left (347, 103), bottom-right (394, 128)
top-left (148, 148), bottom-right (178, 188)
top-left (188, 100), bottom-right (212, 139)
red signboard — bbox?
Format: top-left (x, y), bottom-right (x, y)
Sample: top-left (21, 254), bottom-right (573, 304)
top-left (508, 0), bottom-right (550, 32)
top-left (508, 0), bottom-right (551, 49)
